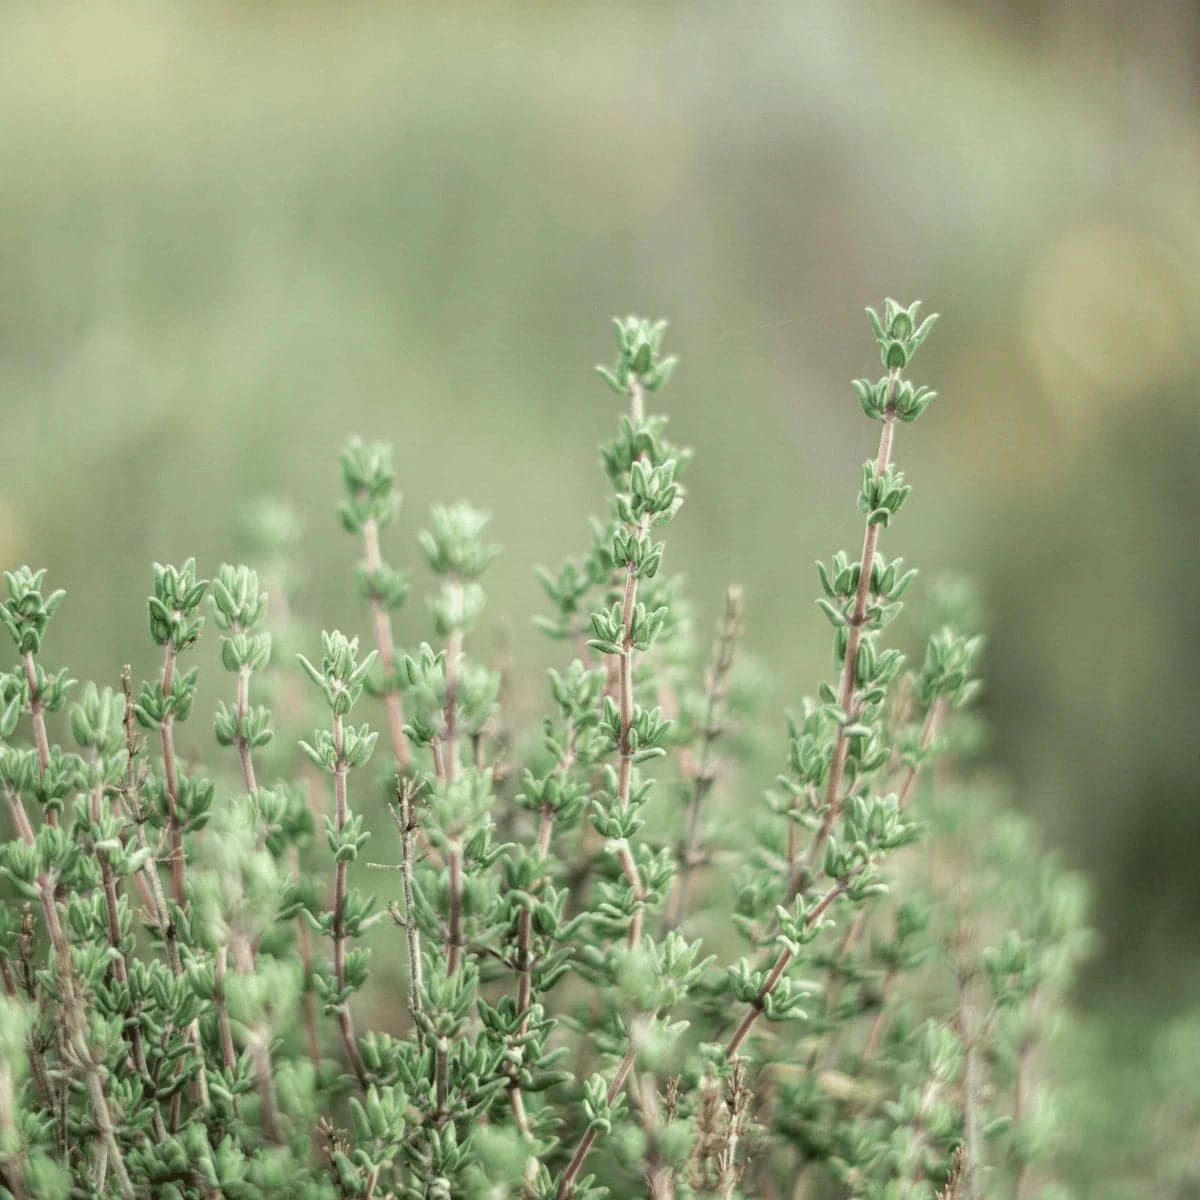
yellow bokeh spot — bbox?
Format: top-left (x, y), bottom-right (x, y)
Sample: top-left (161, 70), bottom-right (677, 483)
top-left (1021, 224), bottom-right (1191, 426)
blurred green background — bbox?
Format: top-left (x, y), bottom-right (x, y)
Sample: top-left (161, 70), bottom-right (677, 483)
top-left (3, 0), bottom-right (1199, 1177)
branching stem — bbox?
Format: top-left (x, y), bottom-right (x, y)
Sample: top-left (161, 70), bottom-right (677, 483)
top-left (725, 874), bottom-right (853, 1060)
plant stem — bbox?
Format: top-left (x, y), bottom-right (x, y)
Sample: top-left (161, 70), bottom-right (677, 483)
top-left (362, 516), bottom-right (411, 774)
top-left (7, 781), bottom-right (134, 1198)
top-left (808, 375), bottom-right (899, 872)
top-left (158, 644), bottom-right (188, 911)
top-left (725, 875), bottom-right (852, 1060)
top-left (617, 540), bottom-right (649, 951)
top-left (897, 700), bottom-right (943, 812)
top-left (213, 945), bottom-right (238, 1073)
top-left (234, 665), bottom-right (257, 795)
top-left (393, 781), bottom-right (424, 1028)
top-left (121, 668), bottom-right (209, 1125)
top-left (333, 712), bottom-right (368, 1086)
top-left (957, 965), bottom-right (983, 1200)
top-left (609, 377), bottom-right (653, 950)
top-left (290, 844), bottom-right (323, 1070)
top-left (88, 774), bottom-right (167, 1142)
top-left (555, 1043), bottom-right (638, 1200)
top-left (1012, 985), bottom-right (1040, 1200)
top-left (0, 1056), bottom-right (29, 1200)
top-left (231, 932), bottom-right (284, 1144)
top-left (665, 586), bottom-right (742, 930)
top-left (443, 587), bottom-right (464, 785)
top-left (508, 731), bottom-right (576, 1151)
top-left (860, 968), bottom-right (897, 1063)
top-left (21, 653), bottom-right (53, 827)
top-left (446, 842), bottom-right (463, 977)
top-left (811, 699), bottom-right (947, 1065)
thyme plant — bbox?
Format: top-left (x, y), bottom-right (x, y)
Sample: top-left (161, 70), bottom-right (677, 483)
top-left (0, 304), bottom-right (1091, 1199)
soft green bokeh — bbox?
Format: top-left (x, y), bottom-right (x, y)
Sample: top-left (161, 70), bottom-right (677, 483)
top-left (3, 1), bottom-right (1199, 1184)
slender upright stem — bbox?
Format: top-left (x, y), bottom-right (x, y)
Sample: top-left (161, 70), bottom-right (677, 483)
top-left (616, 547), bottom-right (649, 950)
top-left (158, 645), bottom-right (188, 911)
top-left (394, 782), bottom-right (424, 1026)
top-left (665, 586), bottom-right (742, 929)
top-left (956, 953), bottom-right (983, 1200)
top-left (897, 700), bottom-right (943, 812)
top-left (231, 933), bottom-right (283, 1144)
top-left (225, 650), bottom-right (289, 1121)
top-left (290, 843), bottom-right (323, 1070)
top-left (88, 776), bottom-right (167, 1141)
top-left (234, 665), bottom-right (257, 795)
top-left (332, 713), bottom-right (368, 1086)
top-left (1012, 985), bottom-right (1040, 1200)
top-left (630, 376), bottom-right (645, 424)
top-left (612, 380), bottom-right (652, 950)
top-left (813, 698), bottom-right (946, 1058)
top-left (21, 653), bottom-right (53, 827)
top-left (443, 582), bottom-right (465, 784)
top-left (213, 946), bottom-right (238, 1073)
top-left (6, 779), bottom-right (134, 1199)
top-left (808, 376), bottom-right (900, 872)
top-left (362, 516), bottom-right (411, 773)
top-left (0, 1059), bottom-right (28, 1200)
top-left (121, 668), bottom-right (209, 1124)
top-left (446, 843), bottom-right (463, 976)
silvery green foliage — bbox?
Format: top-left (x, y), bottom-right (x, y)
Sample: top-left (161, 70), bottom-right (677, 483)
top-left (0, 308), bottom-right (1095, 1200)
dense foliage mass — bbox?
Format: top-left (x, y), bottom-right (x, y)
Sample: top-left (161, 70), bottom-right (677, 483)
top-left (0, 306), bottom-right (1090, 1199)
